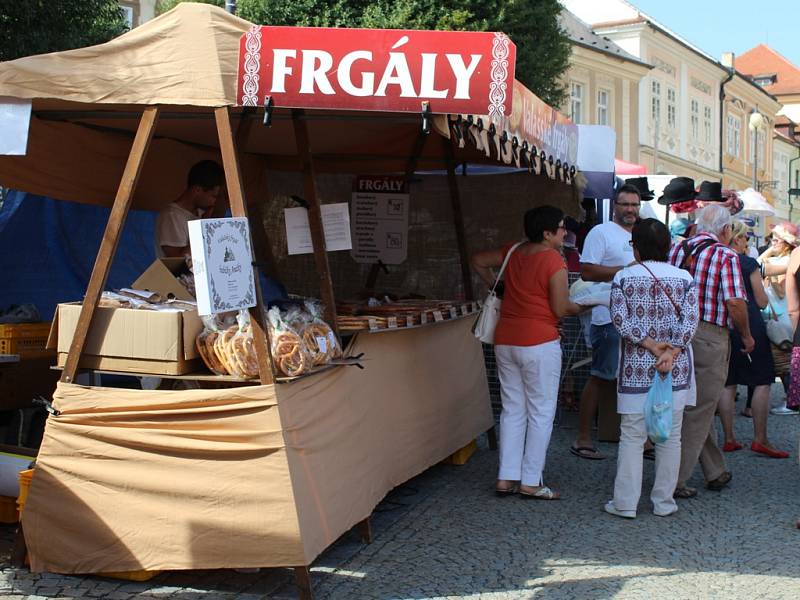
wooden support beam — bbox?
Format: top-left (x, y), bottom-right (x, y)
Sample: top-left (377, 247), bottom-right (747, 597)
top-left (233, 107), bottom-right (283, 286)
top-left (61, 107), bottom-right (160, 383)
top-left (442, 136), bottom-right (474, 301)
top-left (215, 106), bottom-right (275, 385)
top-left (294, 566), bottom-right (314, 600)
top-left (364, 131), bottom-right (428, 293)
top-left (292, 109), bottom-right (339, 334)
top-left (354, 516), bottom-right (373, 544)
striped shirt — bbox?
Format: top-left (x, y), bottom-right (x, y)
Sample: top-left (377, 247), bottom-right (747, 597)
top-left (668, 232), bottom-right (746, 328)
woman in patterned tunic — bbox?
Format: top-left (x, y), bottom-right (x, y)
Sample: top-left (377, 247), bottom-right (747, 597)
top-left (605, 219), bottom-right (700, 519)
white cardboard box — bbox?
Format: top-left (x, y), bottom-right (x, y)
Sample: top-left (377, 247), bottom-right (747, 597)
top-left (188, 217), bottom-right (256, 316)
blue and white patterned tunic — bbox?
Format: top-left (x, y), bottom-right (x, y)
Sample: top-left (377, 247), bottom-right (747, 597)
top-left (610, 261), bottom-right (700, 414)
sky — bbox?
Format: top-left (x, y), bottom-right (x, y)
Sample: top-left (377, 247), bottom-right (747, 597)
top-left (629, 0), bottom-right (800, 68)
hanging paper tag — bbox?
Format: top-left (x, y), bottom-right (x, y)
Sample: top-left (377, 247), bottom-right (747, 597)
top-left (368, 318), bottom-right (379, 330)
top-left (315, 336), bottom-right (328, 353)
top-left (449, 307), bottom-right (458, 319)
top-left (420, 311), bottom-right (428, 324)
top-left (433, 310), bottom-right (444, 322)
top-left (388, 317), bottom-right (398, 329)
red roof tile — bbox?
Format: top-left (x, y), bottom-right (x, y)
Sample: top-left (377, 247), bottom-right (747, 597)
top-left (736, 45), bottom-right (800, 95)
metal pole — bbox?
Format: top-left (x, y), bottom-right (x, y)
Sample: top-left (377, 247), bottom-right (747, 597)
top-left (753, 128), bottom-right (758, 189)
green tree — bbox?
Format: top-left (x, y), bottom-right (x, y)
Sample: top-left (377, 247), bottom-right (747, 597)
top-left (158, 0), bottom-right (570, 106)
top-left (0, 0), bottom-right (128, 61)
top-left (156, 0), bottom-right (224, 15)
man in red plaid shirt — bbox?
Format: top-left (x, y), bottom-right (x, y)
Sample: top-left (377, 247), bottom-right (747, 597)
top-left (668, 203), bottom-right (753, 499)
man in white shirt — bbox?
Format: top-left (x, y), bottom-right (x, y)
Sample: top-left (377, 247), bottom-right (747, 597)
top-left (155, 160), bottom-right (225, 257)
top-left (570, 185), bottom-right (640, 460)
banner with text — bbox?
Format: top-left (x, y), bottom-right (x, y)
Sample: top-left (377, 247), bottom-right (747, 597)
top-left (238, 26), bottom-right (515, 116)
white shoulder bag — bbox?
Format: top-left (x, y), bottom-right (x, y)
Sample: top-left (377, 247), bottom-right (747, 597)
top-left (472, 242), bottom-right (524, 344)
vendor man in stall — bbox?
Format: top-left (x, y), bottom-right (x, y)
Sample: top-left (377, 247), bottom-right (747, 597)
top-left (155, 160), bottom-right (225, 257)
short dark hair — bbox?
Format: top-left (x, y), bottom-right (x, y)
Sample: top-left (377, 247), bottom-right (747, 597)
top-left (632, 218), bottom-right (671, 262)
top-left (615, 184), bottom-right (642, 202)
top-left (187, 160), bottom-right (224, 190)
top-left (524, 205), bottom-right (564, 243)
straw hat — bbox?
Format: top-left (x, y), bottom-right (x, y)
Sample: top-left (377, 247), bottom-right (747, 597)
top-left (772, 222), bottom-right (799, 247)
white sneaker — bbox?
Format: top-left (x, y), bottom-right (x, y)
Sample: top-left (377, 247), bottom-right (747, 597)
top-left (771, 404), bottom-right (798, 415)
top-left (604, 500), bottom-right (636, 519)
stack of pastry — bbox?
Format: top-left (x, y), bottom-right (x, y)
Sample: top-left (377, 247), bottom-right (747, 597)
top-left (195, 326), bottom-right (260, 379)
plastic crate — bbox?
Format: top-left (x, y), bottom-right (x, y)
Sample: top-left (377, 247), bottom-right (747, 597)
top-left (17, 469), bottom-right (160, 581)
top-left (0, 323), bottom-right (54, 358)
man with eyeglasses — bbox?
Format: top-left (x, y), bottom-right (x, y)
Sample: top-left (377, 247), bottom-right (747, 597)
top-left (570, 184), bottom-right (640, 460)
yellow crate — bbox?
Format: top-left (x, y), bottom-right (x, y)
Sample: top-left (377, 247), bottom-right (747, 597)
top-left (444, 439), bottom-right (477, 466)
top-left (0, 323), bottom-right (54, 358)
top-left (18, 469), bottom-right (160, 581)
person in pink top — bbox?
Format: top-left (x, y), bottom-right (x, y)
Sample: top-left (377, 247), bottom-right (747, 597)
top-left (471, 206), bottom-right (587, 500)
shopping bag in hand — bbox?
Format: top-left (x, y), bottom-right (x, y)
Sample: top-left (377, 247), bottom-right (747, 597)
top-left (644, 371), bottom-right (673, 444)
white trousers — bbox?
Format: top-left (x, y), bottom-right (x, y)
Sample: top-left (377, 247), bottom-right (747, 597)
top-left (495, 340), bottom-right (561, 487)
top-left (613, 409), bottom-right (684, 516)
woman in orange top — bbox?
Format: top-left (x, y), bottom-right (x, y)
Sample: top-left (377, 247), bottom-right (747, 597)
top-left (472, 205), bottom-right (585, 500)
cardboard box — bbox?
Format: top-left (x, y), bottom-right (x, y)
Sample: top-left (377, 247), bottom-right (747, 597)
top-left (47, 303), bottom-right (203, 375)
top-left (132, 258), bottom-right (194, 301)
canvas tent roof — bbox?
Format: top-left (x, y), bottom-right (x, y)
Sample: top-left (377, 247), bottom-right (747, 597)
top-left (0, 3), bottom-right (581, 211)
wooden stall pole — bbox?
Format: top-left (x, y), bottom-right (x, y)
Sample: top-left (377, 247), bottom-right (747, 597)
top-left (214, 107), bottom-right (275, 385)
top-left (442, 136), bottom-right (474, 301)
top-left (291, 109), bottom-right (339, 334)
top-left (60, 106), bottom-right (160, 384)
top-left (354, 516), bottom-right (373, 544)
top-left (294, 566), bottom-right (313, 600)
top-left (230, 108), bottom-right (283, 286)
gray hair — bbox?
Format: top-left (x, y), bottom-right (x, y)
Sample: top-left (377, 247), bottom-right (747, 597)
top-left (695, 204), bottom-right (731, 236)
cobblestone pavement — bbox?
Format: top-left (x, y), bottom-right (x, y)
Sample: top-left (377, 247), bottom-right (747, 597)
top-left (1, 387), bottom-right (799, 599)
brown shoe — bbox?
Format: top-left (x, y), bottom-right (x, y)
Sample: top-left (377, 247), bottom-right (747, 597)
top-left (706, 471), bottom-right (732, 491)
top-left (673, 486), bottom-right (697, 499)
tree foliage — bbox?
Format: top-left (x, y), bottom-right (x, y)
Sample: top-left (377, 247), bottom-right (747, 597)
top-left (0, 0), bottom-right (128, 61)
top-left (164, 0), bottom-right (571, 106)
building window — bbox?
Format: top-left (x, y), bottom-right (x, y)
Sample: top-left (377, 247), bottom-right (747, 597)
top-left (651, 80), bottom-right (661, 124)
top-left (690, 99), bottom-right (699, 140)
top-left (120, 5), bottom-right (134, 28)
top-left (703, 106), bottom-right (713, 145)
top-left (756, 132), bottom-right (766, 167)
top-left (776, 152), bottom-right (789, 204)
top-left (570, 82), bottom-right (583, 124)
top-left (726, 114), bottom-right (741, 158)
top-left (666, 87), bottom-right (677, 129)
top-left (597, 89), bottom-right (610, 126)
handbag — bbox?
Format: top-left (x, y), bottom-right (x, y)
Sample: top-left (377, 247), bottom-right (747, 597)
top-left (764, 298), bottom-right (793, 351)
top-left (645, 371), bottom-right (673, 444)
top-left (472, 242), bottom-right (523, 344)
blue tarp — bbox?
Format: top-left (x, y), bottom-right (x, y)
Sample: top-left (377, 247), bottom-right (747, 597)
top-left (0, 191), bottom-right (157, 321)
top-left (0, 191), bottom-right (286, 321)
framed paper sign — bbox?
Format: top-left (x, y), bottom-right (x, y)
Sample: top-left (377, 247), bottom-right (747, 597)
top-left (188, 218), bottom-right (256, 316)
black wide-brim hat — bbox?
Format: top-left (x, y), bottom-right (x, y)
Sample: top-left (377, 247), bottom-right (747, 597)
top-left (695, 180), bottom-right (724, 202)
top-left (625, 177), bottom-right (654, 200)
top-left (658, 176), bottom-right (697, 205)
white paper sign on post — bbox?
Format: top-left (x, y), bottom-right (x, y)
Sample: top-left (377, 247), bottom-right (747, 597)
top-left (350, 176), bottom-right (409, 265)
top-left (188, 217), bottom-right (256, 316)
top-left (0, 97), bottom-right (32, 155)
top-left (284, 202), bottom-right (352, 255)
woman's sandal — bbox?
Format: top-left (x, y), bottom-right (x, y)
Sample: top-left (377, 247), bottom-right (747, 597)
top-left (495, 485), bottom-right (519, 497)
top-left (519, 486), bottom-right (561, 500)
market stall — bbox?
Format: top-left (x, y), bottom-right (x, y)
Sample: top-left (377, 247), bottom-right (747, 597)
top-left (0, 4), bottom-right (590, 597)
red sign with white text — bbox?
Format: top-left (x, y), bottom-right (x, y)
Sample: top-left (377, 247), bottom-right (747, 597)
top-left (237, 26), bottom-right (515, 116)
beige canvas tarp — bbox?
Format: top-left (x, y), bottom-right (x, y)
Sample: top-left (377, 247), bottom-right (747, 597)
top-left (0, 3), bottom-right (580, 211)
top-left (24, 317), bottom-right (491, 571)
